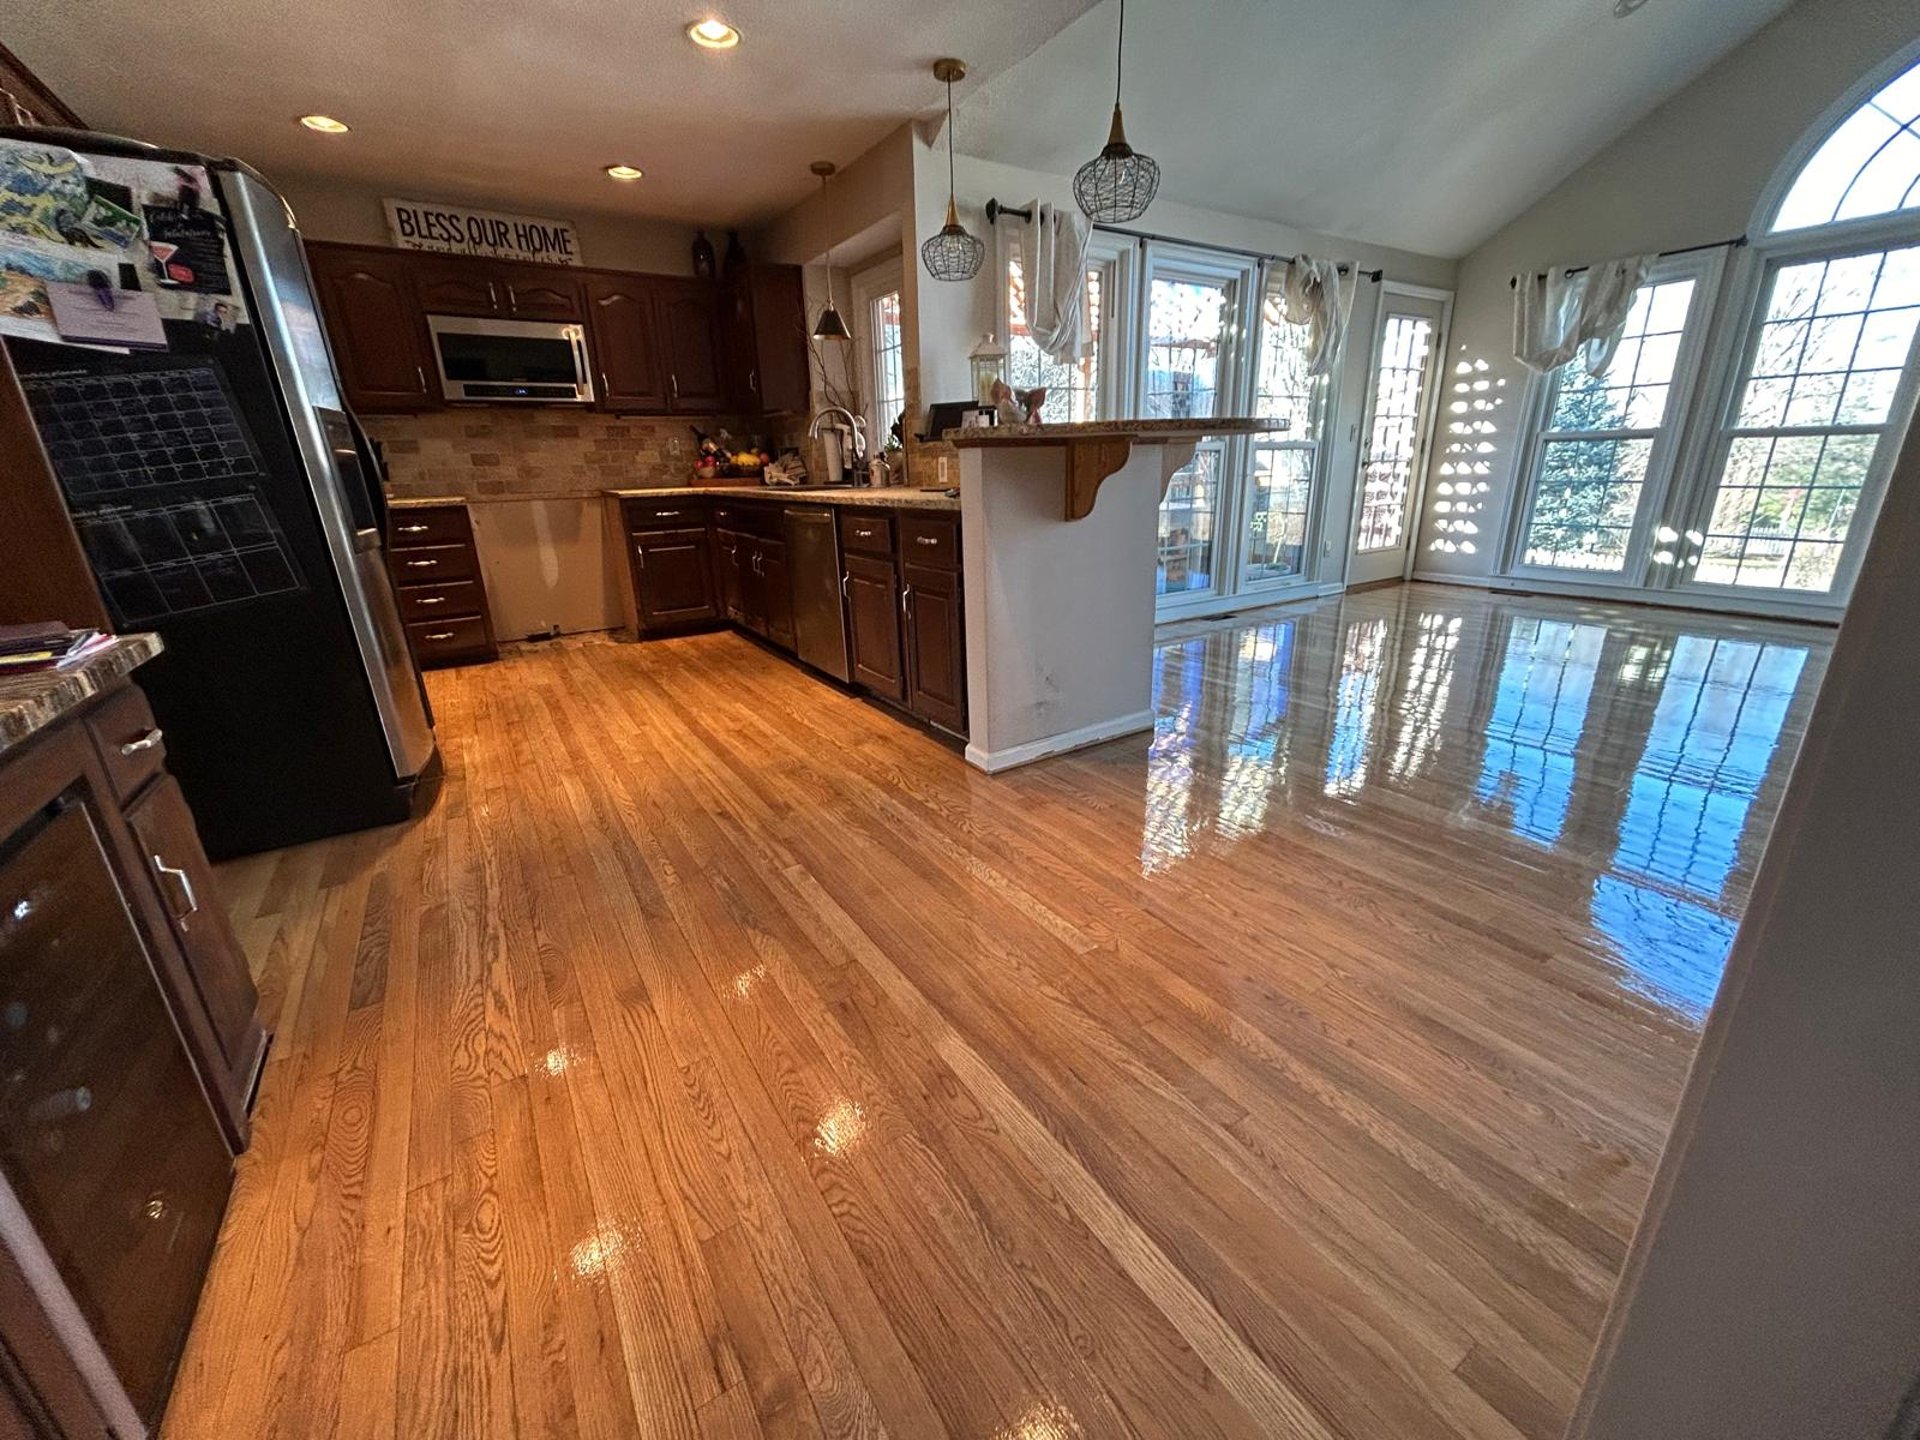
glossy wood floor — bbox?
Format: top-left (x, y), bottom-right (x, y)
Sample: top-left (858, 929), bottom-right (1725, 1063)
top-left (164, 583), bottom-right (1831, 1440)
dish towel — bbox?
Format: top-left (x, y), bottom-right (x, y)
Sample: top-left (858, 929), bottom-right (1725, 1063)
top-left (1001, 198), bottom-right (1092, 364)
top-left (1275, 256), bottom-right (1357, 377)
top-left (1512, 253), bottom-right (1656, 374)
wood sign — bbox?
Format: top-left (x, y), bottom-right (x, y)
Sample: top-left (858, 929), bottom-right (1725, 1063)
top-left (382, 198), bottom-right (581, 267)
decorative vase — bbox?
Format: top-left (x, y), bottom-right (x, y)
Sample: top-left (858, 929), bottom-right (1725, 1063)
top-left (691, 231), bottom-right (717, 281)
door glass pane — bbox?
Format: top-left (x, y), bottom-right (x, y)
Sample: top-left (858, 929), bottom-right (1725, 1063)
top-left (1008, 256), bottom-right (1104, 422)
top-left (1699, 246), bottom-right (1920, 592)
top-left (1240, 293), bottom-right (1322, 585)
top-left (867, 290), bottom-right (905, 442)
top-left (1145, 277), bottom-right (1233, 418)
top-left (1357, 312), bottom-right (1436, 552)
top-left (1520, 277), bottom-right (1695, 573)
top-left (1158, 442), bottom-right (1223, 595)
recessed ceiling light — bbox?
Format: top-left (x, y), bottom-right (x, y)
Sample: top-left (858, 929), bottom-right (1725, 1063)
top-left (298, 114), bottom-right (350, 134)
top-left (686, 18), bottom-right (741, 49)
top-left (605, 164), bottom-right (644, 181)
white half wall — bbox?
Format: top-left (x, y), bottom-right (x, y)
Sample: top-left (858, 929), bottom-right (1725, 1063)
top-left (1413, 0), bottom-right (1920, 584)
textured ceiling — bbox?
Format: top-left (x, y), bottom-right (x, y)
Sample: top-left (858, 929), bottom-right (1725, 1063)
top-left (10, 0), bottom-right (1798, 254)
top-left (5, 0), bottom-right (1096, 227)
top-left (960, 0), bottom-right (1800, 257)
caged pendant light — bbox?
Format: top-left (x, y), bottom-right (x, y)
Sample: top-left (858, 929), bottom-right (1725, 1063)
top-left (1073, 0), bottom-right (1159, 224)
top-left (809, 161), bottom-right (851, 340)
top-left (921, 58), bottom-right (986, 283)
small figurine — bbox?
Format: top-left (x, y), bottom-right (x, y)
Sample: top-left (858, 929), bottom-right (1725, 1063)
top-left (989, 379), bottom-right (1048, 426)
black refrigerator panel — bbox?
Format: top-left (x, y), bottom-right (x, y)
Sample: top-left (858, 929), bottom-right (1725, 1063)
top-left (9, 321), bottom-right (417, 856)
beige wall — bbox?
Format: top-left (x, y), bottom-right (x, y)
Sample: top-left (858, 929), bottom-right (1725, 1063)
top-left (272, 169), bottom-right (704, 274)
top-left (1413, 0), bottom-right (1920, 582)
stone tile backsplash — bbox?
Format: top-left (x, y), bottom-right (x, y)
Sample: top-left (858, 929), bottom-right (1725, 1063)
top-left (364, 410), bottom-right (783, 501)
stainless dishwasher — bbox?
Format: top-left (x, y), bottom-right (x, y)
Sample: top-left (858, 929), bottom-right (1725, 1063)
top-left (785, 509), bottom-right (852, 682)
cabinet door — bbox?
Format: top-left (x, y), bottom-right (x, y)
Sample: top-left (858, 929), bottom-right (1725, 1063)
top-left (633, 528), bottom-right (718, 630)
top-left (757, 537), bottom-right (794, 653)
top-left (500, 267), bottom-right (582, 321)
top-left (714, 529), bottom-right (749, 624)
top-left (306, 245), bottom-right (435, 412)
top-left (658, 281), bottom-right (724, 413)
top-left (748, 265), bottom-right (810, 414)
top-left (126, 777), bottom-right (265, 1092)
top-left (845, 553), bottom-right (905, 700)
top-left (903, 561), bottom-right (966, 732)
top-left (585, 278), bottom-right (669, 411)
top-left (412, 258), bottom-right (503, 315)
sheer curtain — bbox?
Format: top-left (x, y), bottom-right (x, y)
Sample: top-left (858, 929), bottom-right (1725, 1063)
top-left (1512, 254), bottom-right (1657, 374)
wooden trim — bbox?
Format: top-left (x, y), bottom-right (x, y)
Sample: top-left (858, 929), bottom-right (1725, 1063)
top-left (0, 42), bottom-right (84, 128)
top-left (1065, 437), bottom-right (1133, 521)
top-left (0, 347), bottom-right (107, 631)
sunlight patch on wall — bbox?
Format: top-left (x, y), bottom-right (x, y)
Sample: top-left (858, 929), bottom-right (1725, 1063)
top-left (1428, 348), bottom-right (1505, 555)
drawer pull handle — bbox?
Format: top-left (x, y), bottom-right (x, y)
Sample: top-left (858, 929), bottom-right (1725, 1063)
top-left (152, 854), bottom-right (198, 922)
top-left (423, 631), bottom-right (457, 641)
top-left (119, 728), bottom-right (164, 756)
top-left (654, 509), bottom-right (681, 517)
top-left (915, 535), bottom-right (940, 547)
top-left (406, 559), bottom-right (438, 568)
top-left (417, 596), bottom-right (447, 605)
top-left (398, 523), bottom-right (430, 533)
top-left (855, 528), bottom-right (874, 538)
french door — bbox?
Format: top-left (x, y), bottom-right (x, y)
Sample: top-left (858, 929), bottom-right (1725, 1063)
top-left (1349, 289), bottom-right (1449, 586)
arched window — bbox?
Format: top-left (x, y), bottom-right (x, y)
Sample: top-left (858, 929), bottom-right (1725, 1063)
top-left (1772, 60), bottom-right (1920, 233)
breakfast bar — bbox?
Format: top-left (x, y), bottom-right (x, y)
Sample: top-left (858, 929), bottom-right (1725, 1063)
top-left (948, 418), bottom-right (1284, 773)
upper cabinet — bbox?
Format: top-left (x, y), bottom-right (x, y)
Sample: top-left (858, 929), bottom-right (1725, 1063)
top-left (722, 264), bottom-right (809, 415)
top-left (305, 244), bottom-right (436, 413)
top-left (655, 279), bottom-right (725, 414)
top-left (304, 241), bottom-right (808, 420)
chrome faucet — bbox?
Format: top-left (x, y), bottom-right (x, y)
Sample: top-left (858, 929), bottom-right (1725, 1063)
top-left (807, 406), bottom-right (868, 476)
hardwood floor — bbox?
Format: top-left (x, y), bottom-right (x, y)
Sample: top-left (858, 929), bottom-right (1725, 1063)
top-left (163, 582), bottom-right (1831, 1440)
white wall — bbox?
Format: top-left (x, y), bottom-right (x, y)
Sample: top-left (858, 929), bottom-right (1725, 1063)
top-left (271, 169), bottom-right (703, 274)
top-left (1413, 0), bottom-right (1920, 582)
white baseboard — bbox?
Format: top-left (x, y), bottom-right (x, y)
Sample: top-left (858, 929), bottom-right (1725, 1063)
top-left (964, 709), bottom-right (1157, 774)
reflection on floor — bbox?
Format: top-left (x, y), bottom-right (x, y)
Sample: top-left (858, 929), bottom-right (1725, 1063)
top-left (169, 585), bottom-right (1831, 1440)
top-left (1149, 585), bottom-right (1828, 1022)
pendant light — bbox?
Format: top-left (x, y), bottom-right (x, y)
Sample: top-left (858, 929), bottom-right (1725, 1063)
top-left (809, 161), bottom-right (851, 340)
top-left (921, 58), bottom-right (986, 283)
top-left (1073, 0), bottom-right (1159, 224)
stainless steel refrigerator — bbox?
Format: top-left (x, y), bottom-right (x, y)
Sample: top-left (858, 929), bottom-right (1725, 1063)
top-left (1, 128), bottom-right (437, 856)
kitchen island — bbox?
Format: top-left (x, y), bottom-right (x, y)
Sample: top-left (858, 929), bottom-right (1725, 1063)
top-left (948, 418), bottom-right (1285, 772)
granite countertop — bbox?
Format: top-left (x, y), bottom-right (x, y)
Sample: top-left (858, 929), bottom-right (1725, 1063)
top-left (0, 634), bottom-right (164, 759)
top-left (604, 485), bottom-right (961, 512)
top-left (943, 416), bottom-right (1290, 445)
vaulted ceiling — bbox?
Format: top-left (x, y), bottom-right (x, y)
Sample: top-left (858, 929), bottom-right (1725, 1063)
top-left (10, 0), bottom-right (1799, 256)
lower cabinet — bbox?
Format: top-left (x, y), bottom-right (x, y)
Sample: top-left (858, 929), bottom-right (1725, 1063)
top-left (632, 526), bottom-right (719, 630)
top-left (902, 560), bottom-right (966, 733)
top-left (845, 553), bottom-right (906, 701)
top-left (757, 536), bottom-right (794, 652)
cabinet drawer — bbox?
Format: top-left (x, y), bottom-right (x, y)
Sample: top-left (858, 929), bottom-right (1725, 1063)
top-left (392, 543), bottom-right (476, 583)
top-left (899, 514), bottom-right (959, 568)
top-left (407, 615), bottom-right (492, 662)
top-left (625, 496), bottom-right (706, 530)
top-left (396, 578), bottom-right (485, 622)
top-left (389, 505), bottom-right (471, 548)
top-left (838, 511), bottom-right (894, 557)
top-left (85, 683), bottom-right (166, 803)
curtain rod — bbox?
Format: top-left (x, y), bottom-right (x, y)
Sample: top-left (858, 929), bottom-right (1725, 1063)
top-left (1508, 234), bottom-right (1747, 288)
top-left (981, 199), bottom-right (1385, 282)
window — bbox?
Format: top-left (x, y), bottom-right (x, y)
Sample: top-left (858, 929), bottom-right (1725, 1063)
top-left (1517, 274), bottom-right (1700, 573)
top-left (1243, 293), bottom-right (1324, 583)
top-left (1145, 275), bottom-right (1234, 419)
top-left (1773, 60), bottom-right (1920, 233)
top-left (1356, 312), bottom-right (1437, 552)
top-left (1698, 246), bottom-right (1920, 590)
top-left (866, 290), bottom-right (905, 444)
top-left (1007, 253), bottom-right (1103, 423)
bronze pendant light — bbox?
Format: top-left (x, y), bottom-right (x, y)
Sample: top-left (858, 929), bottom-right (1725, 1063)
top-left (921, 58), bottom-right (986, 283)
top-left (809, 161), bottom-right (851, 340)
top-left (1073, 0), bottom-right (1159, 224)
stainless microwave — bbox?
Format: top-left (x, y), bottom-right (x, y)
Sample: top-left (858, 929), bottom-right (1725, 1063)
top-left (425, 314), bottom-right (594, 403)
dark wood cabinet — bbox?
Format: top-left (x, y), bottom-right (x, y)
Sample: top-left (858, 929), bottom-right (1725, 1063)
top-left (412, 256), bottom-right (581, 321)
top-left (305, 244), bottom-right (435, 412)
top-left (902, 560), bottom-right (966, 733)
top-left (585, 277), bottom-right (669, 411)
top-left (386, 504), bottom-right (497, 667)
top-left (757, 536), bottom-right (794, 652)
top-left (412, 258), bottom-right (502, 316)
top-left (632, 527), bottom-right (719, 631)
top-left (498, 268), bottom-right (582, 321)
top-left (845, 552), bottom-right (905, 700)
top-left (126, 776), bottom-right (267, 1087)
top-left (714, 528), bottom-right (749, 625)
top-left (656, 280), bottom-right (725, 413)
top-left (722, 265), bottom-right (810, 414)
